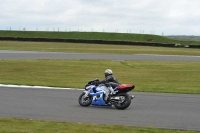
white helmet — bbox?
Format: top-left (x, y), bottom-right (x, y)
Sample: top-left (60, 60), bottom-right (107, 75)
top-left (105, 69), bottom-right (113, 77)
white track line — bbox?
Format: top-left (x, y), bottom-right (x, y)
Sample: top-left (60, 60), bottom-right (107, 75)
top-left (0, 84), bottom-right (84, 90)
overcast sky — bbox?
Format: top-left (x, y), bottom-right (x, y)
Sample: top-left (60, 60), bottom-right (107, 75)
top-left (1, 0), bottom-right (200, 35)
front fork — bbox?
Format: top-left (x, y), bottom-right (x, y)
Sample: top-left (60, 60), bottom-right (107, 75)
top-left (83, 91), bottom-right (90, 99)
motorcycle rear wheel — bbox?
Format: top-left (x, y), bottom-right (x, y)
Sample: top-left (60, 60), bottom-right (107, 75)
top-left (78, 92), bottom-right (92, 107)
top-left (113, 93), bottom-right (131, 110)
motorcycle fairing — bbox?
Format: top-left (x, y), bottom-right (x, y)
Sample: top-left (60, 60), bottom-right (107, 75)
top-left (86, 84), bottom-right (111, 106)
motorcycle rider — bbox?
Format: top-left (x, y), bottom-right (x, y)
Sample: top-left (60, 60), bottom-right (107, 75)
top-left (98, 69), bottom-right (120, 102)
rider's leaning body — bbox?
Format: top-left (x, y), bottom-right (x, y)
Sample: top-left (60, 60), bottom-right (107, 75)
top-left (98, 69), bottom-right (120, 101)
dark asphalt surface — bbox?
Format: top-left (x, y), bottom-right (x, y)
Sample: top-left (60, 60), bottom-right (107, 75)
top-left (0, 87), bottom-right (200, 131)
top-left (0, 50), bottom-right (200, 61)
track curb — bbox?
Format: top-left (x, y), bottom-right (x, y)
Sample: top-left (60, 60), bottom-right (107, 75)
top-left (0, 84), bottom-right (83, 90)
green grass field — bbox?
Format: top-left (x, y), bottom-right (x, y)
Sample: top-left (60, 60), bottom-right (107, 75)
top-left (0, 41), bottom-right (200, 56)
top-left (1, 30), bottom-right (200, 45)
top-left (0, 118), bottom-right (199, 133)
top-left (0, 60), bottom-right (199, 94)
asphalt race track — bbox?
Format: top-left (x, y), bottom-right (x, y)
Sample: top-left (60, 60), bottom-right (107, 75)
top-left (0, 50), bottom-right (200, 61)
top-left (0, 50), bottom-right (200, 131)
top-left (0, 87), bottom-right (200, 131)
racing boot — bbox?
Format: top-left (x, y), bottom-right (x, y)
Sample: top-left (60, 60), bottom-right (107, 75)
top-left (104, 92), bottom-right (110, 104)
top-left (108, 87), bottom-right (116, 95)
top-left (104, 94), bottom-right (109, 100)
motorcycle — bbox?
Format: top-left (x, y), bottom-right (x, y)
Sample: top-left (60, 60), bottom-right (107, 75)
top-left (78, 79), bottom-right (135, 110)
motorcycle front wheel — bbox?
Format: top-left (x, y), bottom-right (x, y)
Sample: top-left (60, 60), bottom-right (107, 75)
top-left (78, 92), bottom-right (92, 107)
top-left (113, 93), bottom-right (131, 110)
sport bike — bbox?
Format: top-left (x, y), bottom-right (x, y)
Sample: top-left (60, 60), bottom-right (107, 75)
top-left (78, 79), bottom-right (135, 110)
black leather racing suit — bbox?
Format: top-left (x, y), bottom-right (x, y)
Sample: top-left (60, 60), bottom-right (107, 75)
top-left (99, 74), bottom-right (120, 101)
top-left (99, 74), bottom-right (120, 89)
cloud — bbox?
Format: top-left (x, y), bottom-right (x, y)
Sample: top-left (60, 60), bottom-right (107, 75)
top-left (1, 0), bottom-right (200, 35)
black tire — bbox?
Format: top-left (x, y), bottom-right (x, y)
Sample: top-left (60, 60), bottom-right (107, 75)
top-left (78, 92), bottom-right (92, 107)
top-left (113, 93), bottom-right (131, 110)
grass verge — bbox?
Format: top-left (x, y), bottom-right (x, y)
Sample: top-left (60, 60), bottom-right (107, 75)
top-left (0, 41), bottom-right (200, 56)
top-left (0, 60), bottom-right (199, 94)
top-left (1, 30), bottom-right (200, 45)
top-left (0, 118), bottom-right (199, 133)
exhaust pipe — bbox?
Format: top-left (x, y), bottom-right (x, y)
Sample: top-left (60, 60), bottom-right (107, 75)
top-left (110, 97), bottom-right (120, 102)
top-left (131, 95), bottom-right (135, 99)
top-left (110, 95), bottom-right (135, 102)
